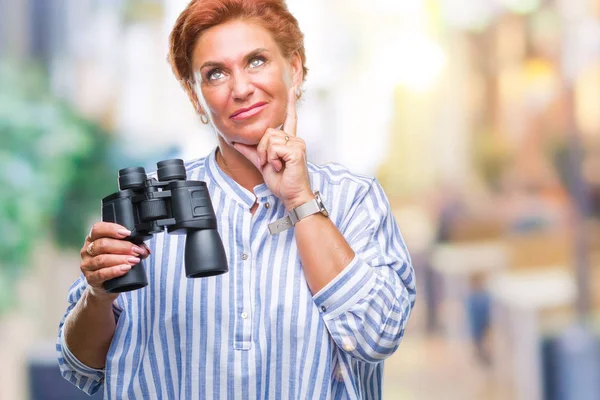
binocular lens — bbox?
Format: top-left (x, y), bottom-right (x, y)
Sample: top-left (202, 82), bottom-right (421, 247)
top-left (103, 262), bottom-right (148, 293)
top-left (157, 159), bottom-right (186, 182)
top-left (119, 167), bottom-right (147, 190)
top-left (185, 229), bottom-right (228, 278)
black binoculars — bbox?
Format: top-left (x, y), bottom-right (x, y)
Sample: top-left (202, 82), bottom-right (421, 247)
top-left (101, 159), bottom-right (228, 293)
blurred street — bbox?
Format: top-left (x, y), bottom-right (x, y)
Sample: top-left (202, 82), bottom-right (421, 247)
top-left (1, 0), bottom-right (599, 399)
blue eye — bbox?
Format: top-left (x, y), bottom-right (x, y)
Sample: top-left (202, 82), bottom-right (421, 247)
top-left (207, 69), bottom-right (224, 81)
top-left (249, 57), bottom-right (266, 68)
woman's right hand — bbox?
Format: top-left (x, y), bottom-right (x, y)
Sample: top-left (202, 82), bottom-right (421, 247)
top-left (80, 222), bottom-right (151, 301)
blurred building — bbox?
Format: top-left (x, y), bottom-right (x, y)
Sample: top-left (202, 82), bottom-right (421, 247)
top-left (1, 0), bottom-right (600, 399)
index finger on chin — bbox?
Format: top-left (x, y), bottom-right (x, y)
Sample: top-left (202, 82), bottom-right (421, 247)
top-left (283, 86), bottom-right (297, 137)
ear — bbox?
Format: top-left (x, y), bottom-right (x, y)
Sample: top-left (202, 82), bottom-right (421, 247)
top-left (290, 51), bottom-right (304, 87)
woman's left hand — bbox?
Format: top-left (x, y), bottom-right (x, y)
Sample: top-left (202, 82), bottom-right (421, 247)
top-left (234, 86), bottom-right (313, 211)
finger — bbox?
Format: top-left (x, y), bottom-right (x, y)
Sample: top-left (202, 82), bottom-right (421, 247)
top-left (82, 254), bottom-right (141, 272)
top-left (233, 142), bottom-right (261, 169)
top-left (266, 137), bottom-right (291, 172)
top-left (268, 154), bottom-right (284, 172)
top-left (258, 129), bottom-right (289, 167)
top-left (141, 243), bottom-right (152, 256)
top-left (283, 86), bottom-right (297, 137)
top-left (83, 238), bottom-right (149, 258)
top-left (256, 128), bottom-right (277, 167)
top-left (86, 264), bottom-right (133, 288)
top-left (88, 222), bottom-right (132, 242)
top-left (267, 144), bottom-right (295, 172)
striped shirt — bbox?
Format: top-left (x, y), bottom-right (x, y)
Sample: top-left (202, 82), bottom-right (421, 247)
top-left (57, 146), bottom-right (416, 399)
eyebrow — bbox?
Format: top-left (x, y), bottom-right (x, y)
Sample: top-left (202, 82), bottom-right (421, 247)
top-left (200, 48), bottom-right (269, 71)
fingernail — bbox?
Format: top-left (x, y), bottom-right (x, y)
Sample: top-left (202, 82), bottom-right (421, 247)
top-left (132, 246), bottom-right (143, 256)
top-left (120, 264), bottom-right (132, 271)
top-left (142, 244), bottom-right (152, 255)
top-left (118, 229), bottom-right (131, 237)
top-left (128, 257), bottom-right (141, 265)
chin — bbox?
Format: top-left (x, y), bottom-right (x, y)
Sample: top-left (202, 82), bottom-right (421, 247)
top-left (223, 118), bottom-right (281, 145)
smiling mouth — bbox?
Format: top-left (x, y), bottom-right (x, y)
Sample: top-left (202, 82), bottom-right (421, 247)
top-left (230, 102), bottom-right (268, 120)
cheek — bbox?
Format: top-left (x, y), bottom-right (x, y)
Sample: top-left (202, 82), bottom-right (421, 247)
top-left (201, 87), bottom-right (229, 115)
top-left (255, 64), bottom-right (289, 94)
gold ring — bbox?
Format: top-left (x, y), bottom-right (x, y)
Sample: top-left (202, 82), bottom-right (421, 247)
top-left (86, 242), bottom-right (95, 257)
top-left (284, 135), bottom-right (290, 144)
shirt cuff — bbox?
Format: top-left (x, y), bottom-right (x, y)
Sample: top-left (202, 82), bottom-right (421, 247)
top-left (60, 334), bottom-right (105, 379)
top-left (312, 254), bottom-right (375, 321)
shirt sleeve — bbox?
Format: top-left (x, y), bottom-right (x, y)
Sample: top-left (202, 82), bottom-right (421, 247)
top-left (56, 275), bottom-right (120, 395)
top-left (312, 178), bottom-right (416, 363)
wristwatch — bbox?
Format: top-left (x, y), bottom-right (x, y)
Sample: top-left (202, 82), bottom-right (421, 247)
top-left (268, 191), bottom-right (329, 235)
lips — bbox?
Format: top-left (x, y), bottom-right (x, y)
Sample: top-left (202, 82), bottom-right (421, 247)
top-left (230, 102), bottom-right (268, 120)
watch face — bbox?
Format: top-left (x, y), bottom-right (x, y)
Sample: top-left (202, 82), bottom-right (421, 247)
top-left (315, 191), bottom-right (329, 217)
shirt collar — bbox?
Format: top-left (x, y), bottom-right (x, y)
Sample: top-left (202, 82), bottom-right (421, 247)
top-left (204, 146), bottom-right (273, 209)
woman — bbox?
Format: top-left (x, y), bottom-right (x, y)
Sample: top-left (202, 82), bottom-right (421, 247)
top-left (57, 1), bottom-right (416, 399)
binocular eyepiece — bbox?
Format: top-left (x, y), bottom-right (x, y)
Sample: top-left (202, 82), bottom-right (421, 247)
top-left (101, 159), bottom-right (228, 293)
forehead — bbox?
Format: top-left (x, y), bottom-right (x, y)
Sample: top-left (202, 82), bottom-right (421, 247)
top-left (192, 20), bottom-right (280, 68)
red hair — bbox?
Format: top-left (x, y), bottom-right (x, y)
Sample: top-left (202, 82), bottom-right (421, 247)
top-left (168, 0), bottom-right (308, 109)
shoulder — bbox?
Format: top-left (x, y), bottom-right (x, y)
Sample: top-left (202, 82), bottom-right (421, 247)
top-left (308, 160), bottom-right (375, 189)
top-left (307, 160), bottom-right (377, 205)
top-left (181, 156), bottom-right (207, 178)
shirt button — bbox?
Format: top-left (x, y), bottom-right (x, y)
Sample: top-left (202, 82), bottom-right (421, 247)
top-left (342, 336), bottom-right (356, 351)
top-left (334, 366), bottom-right (344, 381)
top-left (241, 312), bottom-right (248, 319)
top-left (264, 202), bottom-right (271, 209)
top-left (321, 306), bottom-right (326, 312)
top-left (241, 253), bottom-right (248, 260)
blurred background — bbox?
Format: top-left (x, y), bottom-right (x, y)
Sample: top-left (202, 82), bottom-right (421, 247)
top-left (1, 0), bottom-right (599, 399)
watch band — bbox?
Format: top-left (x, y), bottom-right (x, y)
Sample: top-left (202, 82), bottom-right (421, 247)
top-left (268, 193), bottom-right (326, 235)
top-left (267, 215), bottom-right (294, 235)
top-left (289, 197), bottom-right (321, 225)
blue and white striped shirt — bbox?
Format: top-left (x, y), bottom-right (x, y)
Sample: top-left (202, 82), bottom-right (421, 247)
top-left (57, 146), bottom-right (416, 399)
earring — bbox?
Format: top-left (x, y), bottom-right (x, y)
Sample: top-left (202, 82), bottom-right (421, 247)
top-left (200, 114), bottom-right (209, 124)
top-left (295, 86), bottom-right (302, 99)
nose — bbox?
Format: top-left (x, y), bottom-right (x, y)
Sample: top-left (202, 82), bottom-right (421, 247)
top-left (230, 71), bottom-right (254, 101)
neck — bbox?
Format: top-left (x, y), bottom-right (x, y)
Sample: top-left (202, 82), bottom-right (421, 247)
top-left (215, 135), bottom-right (264, 194)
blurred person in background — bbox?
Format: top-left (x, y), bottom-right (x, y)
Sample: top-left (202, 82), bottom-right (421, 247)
top-left (494, 166), bottom-right (568, 234)
top-left (55, 0), bottom-right (416, 398)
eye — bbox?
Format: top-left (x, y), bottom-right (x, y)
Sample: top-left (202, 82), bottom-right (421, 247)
top-left (207, 69), bottom-right (225, 81)
top-left (249, 56), bottom-right (266, 68)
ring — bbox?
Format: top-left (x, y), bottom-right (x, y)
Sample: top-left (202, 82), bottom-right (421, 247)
top-left (284, 135), bottom-right (290, 145)
top-left (86, 242), bottom-right (95, 257)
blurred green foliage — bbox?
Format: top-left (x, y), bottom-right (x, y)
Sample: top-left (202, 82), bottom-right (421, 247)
top-left (0, 62), bottom-right (115, 313)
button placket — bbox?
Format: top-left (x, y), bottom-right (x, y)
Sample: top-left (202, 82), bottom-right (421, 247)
top-left (234, 214), bottom-right (253, 350)
top-left (240, 252), bottom-right (250, 324)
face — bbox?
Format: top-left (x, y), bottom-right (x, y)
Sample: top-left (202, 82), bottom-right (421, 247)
top-left (191, 19), bottom-right (302, 145)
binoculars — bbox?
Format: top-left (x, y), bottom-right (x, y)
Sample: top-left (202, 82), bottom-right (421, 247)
top-left (101, 159), bottom-right (228, 293)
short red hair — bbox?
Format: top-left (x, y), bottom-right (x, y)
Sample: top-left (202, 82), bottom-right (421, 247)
top-left (168, 0), bottom-right (308, 110)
